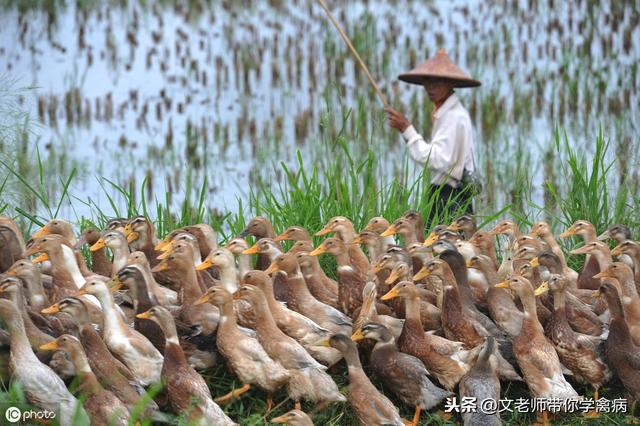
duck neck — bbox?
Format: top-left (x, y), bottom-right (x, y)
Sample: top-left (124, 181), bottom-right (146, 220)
top-left (236, 254), bottom-right (252, 279)
top-left (182, 265), bottom-right (203, 304)
top-left (59, 245), bottom-right (86, 287)
top-left (400, 230), bottom-right (417, 245)
top-left (110, 244), bottom-right (129, 275)
top-left (77, 371), bottom-right (103, 396)
top-left (592, 250), bottom-right (611, 272)
top-left (7, 318), bottom-right (33, 359)
top-left (403, 295), bottom-right (423, 329)
top-left (286, 270), bottom-right (312, 299)
top-left (96, 290), bottom-right (129, 336)
top-left (159, 317), bottom-right (180, 346)
top-left (23, 273), bottom-right (47, 311)
top-left (247, 295), bottom-right (279, 333)
top-left (476, 262), bottom-right (499, 285)
top-left (342, 346), bottom-right (363, 370)
top-left (552, 288), bottom-right (567, 311)
top-left (218, 300), bottom-right (237, 331)
top-left (364, 242), bottom-right (379, 263)
top-left (336, 226), bottom-right (356, 244)
top-left (519, 291), bottom-right (541, 331)
top-left (333, 250), bottom-right (351, 267)
top-left (380, 235), bottom-right (396, 251)
top-left (217, 264), bottom-right (238, 294)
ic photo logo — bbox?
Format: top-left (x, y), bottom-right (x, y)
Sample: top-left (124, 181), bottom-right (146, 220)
top-left (4, 406), bottom-right (21, 423)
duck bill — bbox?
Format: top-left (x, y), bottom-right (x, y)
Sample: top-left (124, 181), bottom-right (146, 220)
top-left (193, 294), bottom-right (209, 306)
top-left (157, 250), bottom-right (173, 260)
top-left (76, 287), bottom-right (88, 297)
top-left (242, 244), bottom-right (260, 255)
top-left (32, 225), bottom-right (50, 239)
top-left (592, 290), bottom-right (601, 298)
top-left (136, 310), bottom-right (152, 320)
top-left (154, 239), bottom-right (171, 251)
top-left (126, 231), bottom-right (139, 243)
top-left (314, 337), bottom-right (331, 347)
top-left (108, 278), bottom-right (124, 293)
top-left (89, 238), bottom-right (106, 252)
top-left (264, 263), bottom-right (280, 274)
top-left (529, 257), bottom-right (540, 267)
top-left (351, 236), bottom-right (363, 245)
top-left (447, 222), bottom-right (462, 231)
top-left (380, 225), bottom-right (397, 237)
top-left (380, 287), bottom-right (399, 301)
top-left (423, 232), bottom-right (438, 247)
top-left (372, 263), bottom-right (383, 274)
top-left (494, 281), bottom-right (510, 289)
top-left (592, 271), bottom-right (609, 279)
top-left (5, 268), bottom-right (17, 276)
top-left (528, 230), bottom-right (539, 238)
top-left (41, 303), bottom-right (61, 315)
top-left (412, 267), bottom-right (429, 281)
top-left (611, 246), bottom-right (623, 257)
top-left (534, 282), bottom-right (549, 297)
top-left (314, 226), bottom-right (333, 236)
top-left (195, 259), bottom-right (213, 271)
top-left (271, 414), bottom-right (292, 424)
top-left (465, 259), bottom-right (473, 268)
top-left (309, 246), bottom-right (326, 257)
top-left (39, 340), bottom-right (59, 351)
top-left (559, 228), bottom-right (576, 238)
top-left (31, 253), bottom-right (50, 264)
top-left (569, 246), bottom-right (588, 255)
top-left (385, 271), bottom-right (400, 285)
top-left (151, 262), bottom-right (170, 273)
top-left (273, 233), bottom-right (289, 242)
top-left (351, 329), bottom-right (366, 342)
top-left (596, 230), bottom-right (611, 241)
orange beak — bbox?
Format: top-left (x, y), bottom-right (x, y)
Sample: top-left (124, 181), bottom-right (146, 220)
top-left (193, 294), bottom-right (209, 306)
top-left (351, 235), bottom-right (363, 245)
top-left (380, 286), bottom-right (400, 301)
top-left (385, 270), bottom-right (401, 285)
top-left (31, 253), bottom-right (50, 264)
top-left (351, 329), bottom-right (366, 342)
top-left (32, 225), bottom-right (50, 239)
top-left (447, 222), bottom-right (462, 231)
top-left (380, 225), bottom-right (397, 237)
top-left (559, 227), bottom-right (576, 238)
top-left (529, 257), bottom-right (540, 267)
top-left (41, 303), bottom-right (61, 315)
top-left (136, 310), bottom-right (152, 320)
top-left (274, 232), bottom-right (289, 242)
top-left (494, 281), bottom-right (510, 289)
top-left (242, 244), bottom-right (260, 255)
top-left (611, 245), bottom-right (623, 257)
top-left (151, 262), bottom-right (170, 273)
top-left (39, 340), bottom-right (59, 351)
top-left (593, 270), bottom-right (610, 279)
top-left (314, 225), bottom-right (334, 236)
top-left (196, 258), bottom-right (213, 271)
top-left (5, 268), bottom-right (17, 276)
top-left (154, 239), bottom-right (171, 251)
top-left (90, 238), bottom-right (106, 252)
top-left (413, 266), bottom-right (430, 281)
top-left (423, 232), bottom-right (438, 247)
top-left (264, 263), bottom-right (280, 274)
top-left (309, 246), bottom-right (326, 257)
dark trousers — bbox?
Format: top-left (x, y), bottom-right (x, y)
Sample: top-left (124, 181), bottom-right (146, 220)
top-left (427, 183), bottom-right (474, 225)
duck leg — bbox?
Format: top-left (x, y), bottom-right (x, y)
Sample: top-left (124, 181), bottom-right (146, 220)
top-left (412, 406), bottom-right (421, 426)
top-left (214, 383), bottom-right (251, 405)
top-left (534, 410), bottom-right (550, 426)
top-left (583, 386), bottom-right (600, 417)
top-left (294, 401), bottom-right (301, 410)
top-left (266, 393), bottom-right (274, 413)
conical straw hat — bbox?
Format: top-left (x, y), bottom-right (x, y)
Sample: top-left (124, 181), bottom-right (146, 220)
top-left (398, 48), bottom-right (481, 88)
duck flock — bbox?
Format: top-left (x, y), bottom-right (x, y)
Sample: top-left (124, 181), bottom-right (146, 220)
top-left (0, 212), bottom-right (639, 425)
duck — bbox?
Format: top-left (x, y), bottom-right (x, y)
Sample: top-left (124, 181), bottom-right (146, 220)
top-left (243, 237), bottom-right (288, 300)
top-left (40, 297), bottom-right (145, 409)
top-left (597, 223), bottom-right (632, 243)
top-left (458, 336), bottom-right (501, 426)
top-left (611, 240), bottom-right (640, 287)
top-left (468, 231), bottom-right (499, 268)
top-left (225, 238), bottom-right (253, 280)
top-left (488, 220), bottom-right (521, 242)
top-left (271, 409), bottom-right (314, 425)
top-left (293, 250), bottom-right (340, 308)
top-left (153, 252), bottom-right (219, 336)
top-left (352, 322), bottom-right (451, 425)
top-left (598, 281), bottom-right (640, 401)
top-left (534, 275), bottom-right (604, 336)
top-left (381, 217), bottom-right (421, 245)
top-left (105, 218), bottom-right (128, 233)
top-left (77, 227), bottom-right (112, 276)
top-left (6, 259), bottom-right (49, 310)
top-left (91, 230), bottom-right (130, 276)
top-left (387, 262), bottom-right (441, 331)
top-left (40, 335), bottom-right (130, 426)
top-left (126, 251), bottom-right (178, 306)
top-left (530, 222), bottom-right (578, 283)
top-left (467, 255), bottom-right (523, 337)
top-left (195, 286), bottom-right (290, 411)
top-left (32, 218), bottom-right (77, 246)
top-left (310, 237), bottom-right (366, 316)
top-left (235, 284), bottom-right (345, 408)
top-left (533, 275), bottom-right (609, 402)
top-left (183, 223), bottom-right (219, 260)
top-left (353, 282), bottom-right (404, 339)
top-left (363, 216), bottom-right (396, 252)
top-left (78, 278), bottom-right (163, 386)
top-left (495, 276), bottom-right (578, 424)
top-left (320, 334), bottom-right (403, 426)
top-left (0, 299), bottom-right (89, 424)
top-left (447, 214), bottom-right (477, 240)
top-left (423, 224), bottom-right (448, 247)
top-left (0, 215), bottom-right (26, 273)
top-left (157, 239), bottom-right (215, 293)
top-left (415, 257), bottom-right (520, 381)
top-left (351, 231), bottom-right (384, 263)
top-left (594, 262), bottom-right (640, 345)
top-left (560, 221), bottom-right (601, 290)
top-left (136, 306), bottom-right (235, 425)
top-left (381, 281), bottom-right (479, 390)
top-left (274, 226), bottom-right (312, 243)
top-left (266, 252), bottom-right (352, 336)
top-left (124, 215), bottom-right (160, 266)
top-left (241, 271), bottom-right (341, 367)
top-left (315, 216), bottom-right (369, 277)
top-left (239, 216), bottom-right (282, 270)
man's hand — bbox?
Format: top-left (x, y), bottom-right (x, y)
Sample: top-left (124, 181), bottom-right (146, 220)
top-left (385, 107), bottom-right (411, 133)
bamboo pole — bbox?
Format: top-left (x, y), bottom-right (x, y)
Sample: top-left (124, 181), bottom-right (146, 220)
top-left (316, 0), bottom-right (389, 107)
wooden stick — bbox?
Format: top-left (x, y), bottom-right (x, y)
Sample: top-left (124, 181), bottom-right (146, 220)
top-left (316, 0), bottom-right (389, 107)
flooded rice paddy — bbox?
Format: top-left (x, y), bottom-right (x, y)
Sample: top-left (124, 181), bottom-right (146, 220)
top-left (0, 0), bottom-right (638, 220)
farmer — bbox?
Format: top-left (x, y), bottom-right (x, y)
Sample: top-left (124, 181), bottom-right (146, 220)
top-left (385, 48), bottom-right (480, 217)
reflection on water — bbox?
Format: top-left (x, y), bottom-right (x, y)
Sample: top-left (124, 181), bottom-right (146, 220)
top-left (0, 0), bottom-right (638, 218)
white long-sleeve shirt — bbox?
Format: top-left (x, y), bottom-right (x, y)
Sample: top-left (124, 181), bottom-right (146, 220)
top-left (402, 94), bottom-right (476, 187)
